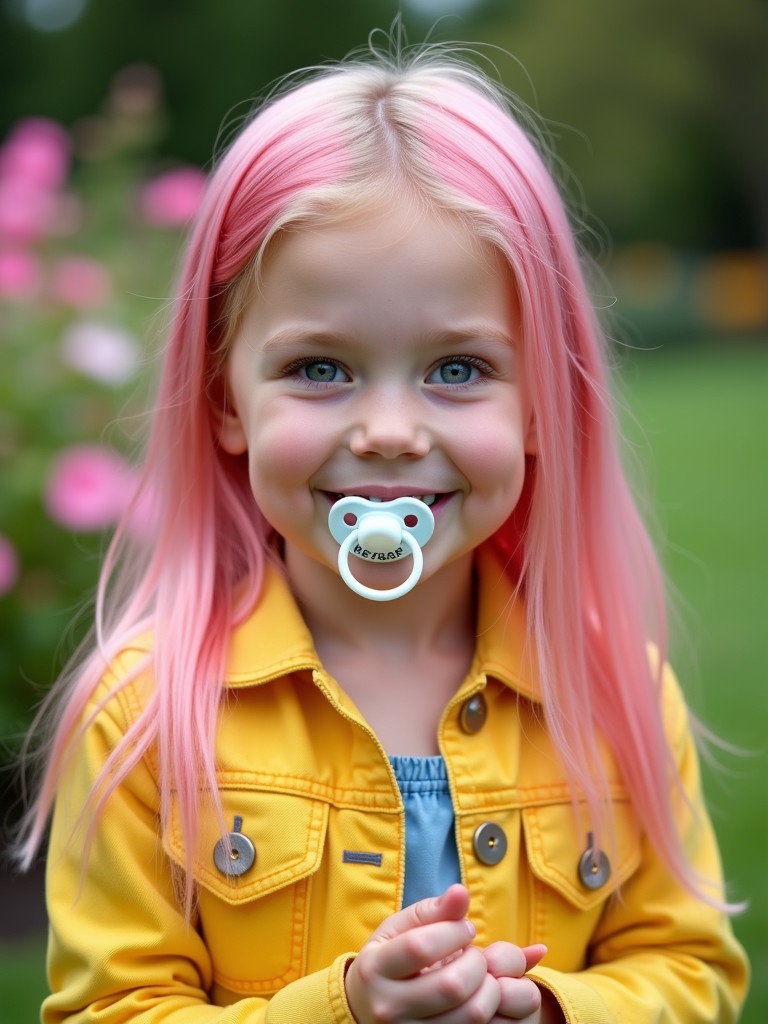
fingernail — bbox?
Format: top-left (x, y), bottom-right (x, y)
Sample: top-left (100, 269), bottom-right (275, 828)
top-left (465, 919), bottom-right (476, 940)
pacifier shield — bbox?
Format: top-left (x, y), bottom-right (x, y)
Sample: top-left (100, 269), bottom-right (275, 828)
top-left (327, 495), bottom-right (435, 601)
top-left (328, 496), bottom-right (434, 562)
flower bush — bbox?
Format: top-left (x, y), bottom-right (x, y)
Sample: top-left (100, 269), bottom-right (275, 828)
top-left (0, 66), bottom-right (206, 766)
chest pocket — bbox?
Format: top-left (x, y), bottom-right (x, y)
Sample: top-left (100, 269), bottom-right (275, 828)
top-left (521, 800), bottom-right (641, 966)
top-left (164, 788), bottom-right (329, 996)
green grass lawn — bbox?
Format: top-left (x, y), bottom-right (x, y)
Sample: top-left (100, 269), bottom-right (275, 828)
top-left (2, 340), bottom-right (765, 1021)
top-left (622, 340), bottom-right (768, 1023)
top-left (0, 935), bottom-right (47, 1021)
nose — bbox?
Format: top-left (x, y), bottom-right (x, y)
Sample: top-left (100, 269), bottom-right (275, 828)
top-left (348, 391), bottom-right (430, 459)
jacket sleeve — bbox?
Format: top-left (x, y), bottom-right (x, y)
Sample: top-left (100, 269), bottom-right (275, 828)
top-left (528, 665), bottom-right (750, 1023)
top-left (43, 680), bottom-right (357, 1024)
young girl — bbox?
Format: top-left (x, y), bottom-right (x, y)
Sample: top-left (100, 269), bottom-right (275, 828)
top-left (16, 44), bottom-right (748, 1024)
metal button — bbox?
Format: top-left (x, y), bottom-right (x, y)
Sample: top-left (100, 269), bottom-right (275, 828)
top-left (213, 816), bottom-right (256, 878)
top-left (578, 832), bottom-right (611, 890)
top-left (473, 821), bottom-right (507, 865)
top-left (459, 693), bottom-right (487, 734)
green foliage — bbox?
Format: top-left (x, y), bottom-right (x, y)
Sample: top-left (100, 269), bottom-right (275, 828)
top-left (479, 0), bottom-right (768, 250)
top-left (0, 0), bottom-right (401, 166)
top-left (0, 77), bottom-right (192, 772)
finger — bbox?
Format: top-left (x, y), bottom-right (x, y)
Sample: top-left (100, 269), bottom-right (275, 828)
top-left (390, 945), bottom-right (493, 1017)
top-left (521, 943), bottom-right (548, 972)
top-left (375, 917), bottom-right (477, 979)
top-left (370, 884), bottom-right (471, 945)
top-left (431, 883), bottom-right (472, 922)
top-left (484, 942), bottom-right (548, 979)
top-left (496, 975), bottom-right (542, 1020)
top-left (349, 944), bottom-right (493, 1024)
top-left (433, 972), bottom-right (502, 1024)
top-left (483, 941), bottom-right (527, 979)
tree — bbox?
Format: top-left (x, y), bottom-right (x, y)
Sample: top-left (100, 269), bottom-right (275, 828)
top-left (478, 0), bottom-right (768, 250)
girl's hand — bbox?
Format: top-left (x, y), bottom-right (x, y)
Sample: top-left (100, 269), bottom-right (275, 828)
top-left (345, 883), bottom-right (502, 1023)
top-left (482, 942), bottom-right (552, 1022)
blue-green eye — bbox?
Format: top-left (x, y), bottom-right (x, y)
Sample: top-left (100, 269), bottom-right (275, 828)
top-left (429, 360), bottom-right (479, 385)
top-left (301, 360), bottom-right (347, 383)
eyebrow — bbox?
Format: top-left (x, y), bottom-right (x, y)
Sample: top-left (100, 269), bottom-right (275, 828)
top-left (424, 326), bottom-right (516, 349)
top-left (260, 325), bottom-right (516, 351)
top-left (260, 328), bottom-right (356, 352)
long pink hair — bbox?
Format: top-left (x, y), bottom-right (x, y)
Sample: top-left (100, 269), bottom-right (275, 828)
top-left (16, 47), bottom-right (725, 909)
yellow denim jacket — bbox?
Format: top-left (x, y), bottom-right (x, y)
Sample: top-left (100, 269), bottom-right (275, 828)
top-left (44, 551), bottom-right (749, 1023)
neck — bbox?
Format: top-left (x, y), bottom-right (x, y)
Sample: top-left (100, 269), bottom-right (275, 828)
top-left (284, 545), bottom-right (476, 662)
top-left (283, 546), bottom-right (477, 756)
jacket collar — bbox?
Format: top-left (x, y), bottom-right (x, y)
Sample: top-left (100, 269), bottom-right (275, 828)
top-left (225, 559), bottom-right (320, 686)
top-left (471, 544), bottom-right (541, 702)
top-left (224, 545), bottom-right (541, 702)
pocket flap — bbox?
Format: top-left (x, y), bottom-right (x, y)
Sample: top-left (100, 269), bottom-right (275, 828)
top-left (522, 800), bottom-right (641, 910)
top-left (164, 789), bottom-right (329, 905)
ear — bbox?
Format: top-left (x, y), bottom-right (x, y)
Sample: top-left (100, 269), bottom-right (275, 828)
top-left (523, 410), bottom-right (538, 456)
top-left (218, 411), bottom-right (248, 455)
top-left (212, 388), bottom-right (249, 455)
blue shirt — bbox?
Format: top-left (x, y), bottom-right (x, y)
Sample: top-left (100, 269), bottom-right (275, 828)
top-left (389, 755), bottom-right (461, 908)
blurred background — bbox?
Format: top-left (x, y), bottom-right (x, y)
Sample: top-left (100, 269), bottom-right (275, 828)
top-left (1, 0), bottom-right (766, 1019)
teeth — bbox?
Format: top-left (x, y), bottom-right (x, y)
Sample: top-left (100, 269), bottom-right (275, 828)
top-left (364, 494), bottom-right (437, 506)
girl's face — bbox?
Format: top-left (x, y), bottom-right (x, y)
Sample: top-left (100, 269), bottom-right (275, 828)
top-left (220, 202), bottom-right (536, 594)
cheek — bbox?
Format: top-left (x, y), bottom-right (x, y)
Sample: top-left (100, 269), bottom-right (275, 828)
top-left (454, 413), bottom-right (528, 489)
top-left (247, 411), bottom-right (326, 494)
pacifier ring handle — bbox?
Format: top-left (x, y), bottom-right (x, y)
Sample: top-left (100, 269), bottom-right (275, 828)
top-left (337, 529), bottom-right (423, 602)
top-left (328, 495), bottom-right (434, 602)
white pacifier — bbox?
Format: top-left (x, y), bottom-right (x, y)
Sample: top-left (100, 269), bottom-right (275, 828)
top-left (328, 495), bottom-right (435, 602)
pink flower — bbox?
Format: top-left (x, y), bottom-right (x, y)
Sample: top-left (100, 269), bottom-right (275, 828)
top-left (44, 445), bottom-right (134, 532)
top-left (0, 249), bottom-right (42, 298)
top-left (0, 179), bottom-right (57, 243)
top-left (0, 118), bottom-right (70, 192)
top-left (139, 166), bottom-right (207, 226)
top-left (60, 320), bottom-right (140, 385)
top-left (0, 534), bottom-right (19, 596)
top-left (50, 256), bottom-right (112, 309)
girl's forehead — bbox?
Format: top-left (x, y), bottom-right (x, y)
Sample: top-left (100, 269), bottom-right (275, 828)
top-left (265, 200), bottom-right (503, 275)
top-left (229, 200), bottom-right (522, 366)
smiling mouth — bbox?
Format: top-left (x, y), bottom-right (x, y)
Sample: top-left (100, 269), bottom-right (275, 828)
top-left (326, 492), bottom-right (438, 507)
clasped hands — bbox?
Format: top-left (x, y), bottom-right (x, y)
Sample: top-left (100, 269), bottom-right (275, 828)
top-left (345, 883), bottom-right (551, 1024)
